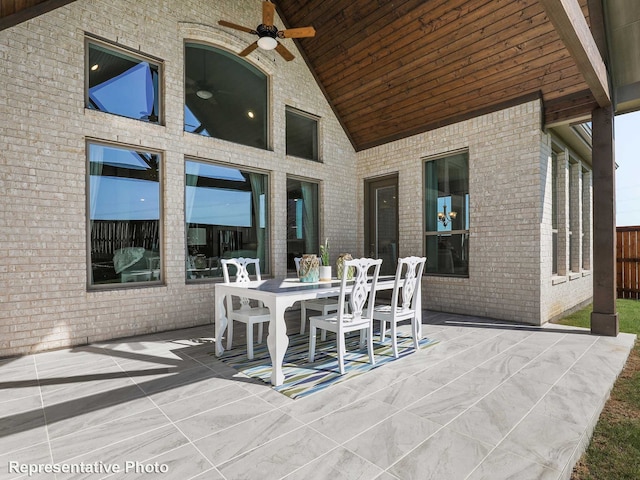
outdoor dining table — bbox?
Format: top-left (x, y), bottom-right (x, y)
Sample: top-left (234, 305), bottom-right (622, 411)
top-left (214, 275), bottom-right (422, 386)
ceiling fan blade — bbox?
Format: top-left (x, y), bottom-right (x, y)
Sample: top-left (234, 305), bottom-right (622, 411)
top-left (239, 41), bottom-right (259, 57)
top-left (262, 1), bottom-right (275, 27)
top-left (218, 20), bottom-right (256, 35)
top-left (275, 42), bottom-right (295, 61)
top-left (279, 26), bottom-right (316, 38)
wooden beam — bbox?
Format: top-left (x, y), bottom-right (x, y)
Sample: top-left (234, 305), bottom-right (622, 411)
top-left (538, 0), bottom-right (610, 107)
top-left (590, 105), bottom-right (619, 336)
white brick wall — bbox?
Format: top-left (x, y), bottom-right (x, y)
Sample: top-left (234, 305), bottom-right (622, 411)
top-left (0, 1), bottom-right (594, 356)
top-left (0, 0), bottom-right (356, 357)
top-left (539, 136), bottom-right (593, 323)
top-left (357, 101), bottom-right (593, 325)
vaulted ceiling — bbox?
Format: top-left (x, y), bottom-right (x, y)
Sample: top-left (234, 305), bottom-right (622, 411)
top-left (2, 0), bottom-right (639, 152)
top-left (279, 0), bottom-right (600, 151)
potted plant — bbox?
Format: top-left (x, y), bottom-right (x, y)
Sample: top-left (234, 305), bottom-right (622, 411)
top-left (319, 238), bottom-right (331, 281)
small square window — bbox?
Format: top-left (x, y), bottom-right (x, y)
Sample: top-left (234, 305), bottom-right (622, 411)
top-left (286, 107), bottom-right (319, 161)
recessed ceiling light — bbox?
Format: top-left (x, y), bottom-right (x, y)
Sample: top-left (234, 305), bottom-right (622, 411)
top-left (91, 64), bottom-right (99, 71)
top-left (247, 110), bottom-right (255, 119)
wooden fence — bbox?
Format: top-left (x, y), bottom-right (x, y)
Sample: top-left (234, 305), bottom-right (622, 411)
top-left (617, 226), bottom-right (640, 299)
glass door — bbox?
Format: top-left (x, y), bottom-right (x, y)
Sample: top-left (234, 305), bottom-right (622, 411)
top-left (365, 175), bottom-right (398, 276)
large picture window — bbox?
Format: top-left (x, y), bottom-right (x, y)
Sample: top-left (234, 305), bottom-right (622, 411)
top-left (86, 40), bottom-right (161, 123)
top-left (184, 44), bottom-right (268, 150)
top-left (185, 160), bottom-right (269, 280)
top-left (286, 178), bottom-right (319, 272)
top-left (88, 143), bottom-right (161, 286)
top-left (424, 152), bottom-right (469, 276)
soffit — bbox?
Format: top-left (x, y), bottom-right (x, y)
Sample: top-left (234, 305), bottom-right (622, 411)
top-left (604, 0), bottom-right (640, 114)
top-left (0, 0), bottom-right (74, 29)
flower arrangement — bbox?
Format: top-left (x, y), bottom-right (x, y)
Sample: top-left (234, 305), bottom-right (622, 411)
top-left (319, 238), bottom-right (330, 266)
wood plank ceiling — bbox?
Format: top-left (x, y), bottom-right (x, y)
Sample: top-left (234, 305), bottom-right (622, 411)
top-left (278, 0), bottom-right (598, 150)
top-left (1, 0), bottom-right (600, 151)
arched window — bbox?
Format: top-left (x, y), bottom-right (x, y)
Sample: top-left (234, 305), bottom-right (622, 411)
top-left (184, 43), bottom-right (268, 150)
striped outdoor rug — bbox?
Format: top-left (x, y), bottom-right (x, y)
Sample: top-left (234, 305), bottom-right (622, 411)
top-left (216, 332), bottom-right (438, 399)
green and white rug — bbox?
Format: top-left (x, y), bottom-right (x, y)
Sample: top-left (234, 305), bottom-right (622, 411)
top-left (216, 332), bottom-right (438, 399)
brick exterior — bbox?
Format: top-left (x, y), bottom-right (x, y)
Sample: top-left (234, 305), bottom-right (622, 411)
top-left (0, 1), bottom-right (593, 356)
top-left (0, 0), bottom-right (356, 357)
top-left (357, 101), bottom-right (593, 325)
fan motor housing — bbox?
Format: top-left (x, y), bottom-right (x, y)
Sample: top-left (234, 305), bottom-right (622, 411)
top-left (256, 24), bottom-right (278, 38)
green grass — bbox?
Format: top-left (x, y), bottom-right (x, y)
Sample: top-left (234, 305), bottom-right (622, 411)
top-left (555, 299), bottom-right (640, 480)
top-left (556, 299), bottom-right (640, 334)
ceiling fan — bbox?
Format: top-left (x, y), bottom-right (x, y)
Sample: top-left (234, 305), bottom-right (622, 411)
top-left (218, 0), bottom-right (315, 61)
top-left (185, 49), bottom-right (233, 103)
top-left (185, 77), bottom-right (230, 103)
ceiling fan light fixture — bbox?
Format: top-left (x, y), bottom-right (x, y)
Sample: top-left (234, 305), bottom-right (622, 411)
top-left (196, 89), bottom-right (213, 100)
top-left (257, 36), bottom-right (278, 50)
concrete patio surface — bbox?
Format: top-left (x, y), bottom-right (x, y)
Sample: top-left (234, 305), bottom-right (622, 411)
top-left (0, 310), bottom-right (635, 480)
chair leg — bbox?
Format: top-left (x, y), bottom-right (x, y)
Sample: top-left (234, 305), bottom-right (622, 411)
top-left (247, 323), bottom-right (254, 360)
top-left (412, 315), bottom-right (420, 350)
top-left (337, 332), bottom-right (345, 374)
top-left (320, 328), bottom-right (327, 341)
top-left (380, 320), bottom-right (387, 341)
top-left (359, 330), bottom-right (366, 349)
top-left (226, 320), bottom-right (234, 350)
top-left (391, 320), bottom-right (399, 358)
top-left (300, 302), bottom-right (306, 334)
top-left (257, 322), bottom-right (263, 343)
top-left (309, 324), bottom-right (317, 362)
top-left (367, 325), bottom-right (375, 366)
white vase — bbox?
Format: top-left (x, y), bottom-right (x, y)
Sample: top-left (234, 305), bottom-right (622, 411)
top-left (319, 265), bottom-right (332, 281)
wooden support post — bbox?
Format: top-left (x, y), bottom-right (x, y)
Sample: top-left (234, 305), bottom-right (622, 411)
top-left (590, 105), bottom-right (618, 336)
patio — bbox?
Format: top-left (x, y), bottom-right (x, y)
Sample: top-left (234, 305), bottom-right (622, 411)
top-left (0, 310), bottom-right (634, 480)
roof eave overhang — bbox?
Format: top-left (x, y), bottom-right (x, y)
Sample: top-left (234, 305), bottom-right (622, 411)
top-left (0, 0), bottom-right (77, 31)
top-left (539, 0), bottom-right (611, 110)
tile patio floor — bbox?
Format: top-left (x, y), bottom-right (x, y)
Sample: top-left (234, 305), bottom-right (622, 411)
top-left (0, 310), bottom-right (635, 480)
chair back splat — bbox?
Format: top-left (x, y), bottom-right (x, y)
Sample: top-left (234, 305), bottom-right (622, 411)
top-left (222, 257), bottom-right (261, 310)
top-left (221, 257), bottom-right (261, 283)
top-left (347, 258), bottom-right (380, 322)
top-left (396, 256), bottom-right (425, 311)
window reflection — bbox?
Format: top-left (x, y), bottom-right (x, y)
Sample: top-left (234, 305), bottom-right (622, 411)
top-left (87, 41), bottom-right (160, 123)
top-left (88, 143), bottom-right (161, 286)
top-left (185, 160), bottom-right (269, 280)
top-left (184, 44), bottom-right (267, 149)
top-left (286, 107), bottom-right (319, 161)
top-left (286, 178), bottom-right (319, 272)
top-left (425, 152), bottom-right (470, 276)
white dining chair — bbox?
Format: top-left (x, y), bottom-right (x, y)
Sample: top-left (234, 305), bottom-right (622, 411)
top-left (372, 256), bottom-right (426, 358)
top-left (308, 257), bottom-right (382, 374)
top-left (294, 256), bottom-right (339, 336)
top-left (220, 257), bottom-right (270, 360)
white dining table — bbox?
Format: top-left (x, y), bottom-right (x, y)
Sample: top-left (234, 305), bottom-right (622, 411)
top-left (214, 276), bottom-right (423, 386)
